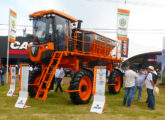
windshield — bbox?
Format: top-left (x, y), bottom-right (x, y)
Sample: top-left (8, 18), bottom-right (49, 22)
top-left (33, 17), bottom-right (53, 44)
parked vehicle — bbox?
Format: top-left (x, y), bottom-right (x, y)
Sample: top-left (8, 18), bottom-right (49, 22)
top-left (28, 9), bottom-right (123, 104)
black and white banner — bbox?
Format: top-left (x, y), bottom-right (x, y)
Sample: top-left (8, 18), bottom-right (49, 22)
top-left (121, 38), bottom-right (129, 57)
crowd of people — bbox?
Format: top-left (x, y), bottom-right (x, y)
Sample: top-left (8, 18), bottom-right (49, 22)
top-left (123, 65), bottom-right (158, 110)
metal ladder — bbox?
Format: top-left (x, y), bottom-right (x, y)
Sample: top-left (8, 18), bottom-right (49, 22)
top-left (35, 51), bottom-right (63, 101)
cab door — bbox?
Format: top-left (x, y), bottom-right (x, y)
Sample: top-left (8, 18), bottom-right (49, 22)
top-left (55, 15), bottom-right (69, 51)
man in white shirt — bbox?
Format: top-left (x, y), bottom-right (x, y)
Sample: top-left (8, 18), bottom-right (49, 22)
top-left (145, 66), bottom-right (155, 110)
top-left (123, 65), bottom-right (137, 107)
top-left (55, 65), bottom-right (65, 92)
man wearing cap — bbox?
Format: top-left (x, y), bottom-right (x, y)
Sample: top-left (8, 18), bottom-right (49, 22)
top-left (145, 66), bottom-right (156, 110)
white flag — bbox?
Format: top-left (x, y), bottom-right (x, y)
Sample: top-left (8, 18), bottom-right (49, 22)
top-left (9, 9), bottom-right (17, 43)
top-left (117, 9), bottom-right (130, 41)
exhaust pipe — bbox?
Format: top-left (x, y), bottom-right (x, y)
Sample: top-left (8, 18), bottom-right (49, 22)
top-left (77, 20), bottom-right (83, 29)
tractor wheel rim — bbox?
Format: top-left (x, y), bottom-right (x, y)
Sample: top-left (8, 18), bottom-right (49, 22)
top-left (79, 76), bottom-right (92, 101)
top-left (114, 75), bottom-right (121, 92)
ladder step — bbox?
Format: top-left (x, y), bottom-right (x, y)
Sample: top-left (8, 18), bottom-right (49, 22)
top-left (42, 98), bottom-right (47, 101)
top-left (40, 88), bottom-right (46, 92)
top-left (54, 58), bottom-right (59, 60)
top-left (35, 97), bottom-right (43, 100)
top-left (43, 81), bottom-right (48, 84)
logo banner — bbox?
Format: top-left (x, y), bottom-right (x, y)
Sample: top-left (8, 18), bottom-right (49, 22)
top-left (117, 9), bottom-right (130, 41)
top-left (15, 64), bottom-right (30, 108)
top-left (7, 65), bottom-right (16, 96)
top-left (121, 38), bottom-right (129, 57)
top-left (90, 66), bottom-right (106, 114)
top-left (9, 9), bottom-right (17, 43)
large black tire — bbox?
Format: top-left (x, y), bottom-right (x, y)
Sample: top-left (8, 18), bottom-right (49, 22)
top-left (70, 70), bottom-right (76, 79)
top-left (28, 69), bottom-right (41, 98)
top-left (108, 70), bottom-right (123, 94)
top-left (69, 69), bottom-right (93, 104)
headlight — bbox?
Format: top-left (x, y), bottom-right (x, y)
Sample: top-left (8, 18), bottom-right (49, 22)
top-left (46, 46), bottom-right (49, 49)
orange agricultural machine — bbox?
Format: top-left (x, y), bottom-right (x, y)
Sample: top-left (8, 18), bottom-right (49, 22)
top-left (27, 9), bottom-right (124, 104)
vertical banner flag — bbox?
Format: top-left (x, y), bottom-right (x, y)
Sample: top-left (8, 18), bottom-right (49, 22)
top-left (161, 38), bottom-right (165, 84)
top-left (6, 9), bottom-right (17, 84)
top-left (90, 66), bottom-right (106, 114)
top-left (117, 8), bottom-right (130, 41)
top-left (7, 65), bottom-right (16, 96)
top-left (121, 38), bottom-right (129, 57)
top-left (15, 64), bottom-right (30, 108)
top-left (9, 9), bottom-right (17, 43)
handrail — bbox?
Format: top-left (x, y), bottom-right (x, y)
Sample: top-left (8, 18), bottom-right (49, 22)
top-left (65, 26), bottom-right (122, 60)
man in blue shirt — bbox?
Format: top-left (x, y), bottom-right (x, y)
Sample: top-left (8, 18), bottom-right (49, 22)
top-left (132, 68), bottom-right (146, 101)
top-left (0, 65), bottom-right (6, 86)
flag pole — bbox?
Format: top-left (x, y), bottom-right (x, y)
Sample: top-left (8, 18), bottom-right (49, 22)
top-left (6, 9), bottom-right (10, 84)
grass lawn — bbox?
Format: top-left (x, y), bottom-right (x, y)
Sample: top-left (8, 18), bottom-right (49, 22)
top-left (0, 82), bottom-right (165, 120)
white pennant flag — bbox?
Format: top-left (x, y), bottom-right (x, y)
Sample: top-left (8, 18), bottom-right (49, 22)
top-left (117, 8), bottom-right (130, 41)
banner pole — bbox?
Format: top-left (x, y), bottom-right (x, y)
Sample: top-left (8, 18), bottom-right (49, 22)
top-left (6, 35), bottom-right (9, 84)
top-left (6, 9), bottom-right (10, 84)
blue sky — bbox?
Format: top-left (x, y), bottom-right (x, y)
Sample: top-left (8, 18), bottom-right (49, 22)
top-left (0, 0), bottom-right (165, 57)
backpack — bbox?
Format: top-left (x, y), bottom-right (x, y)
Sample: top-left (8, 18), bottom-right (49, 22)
top-left (151, 72), bottom-right (158, 84)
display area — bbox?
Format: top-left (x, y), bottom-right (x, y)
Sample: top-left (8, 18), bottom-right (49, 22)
top-left (0, 0), bottom-right (165, 120)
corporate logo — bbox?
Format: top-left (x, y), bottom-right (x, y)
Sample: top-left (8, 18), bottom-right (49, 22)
top-left (10, 19), bottom-right (16, 34)
top-left (12, 20), bottom-right (16, 28)
top-left (119, 18), bottom-right (126, 26)
top-left (93, 104), bottom-right (102, 110)
top-left (10, 41), bottom-right (32, 50)
top-left (9, 41), bottom-right (33, 55)
top-left (18, 100), bottom-right (23, 105)
top-left (8, 90), bottom-right (12, 94)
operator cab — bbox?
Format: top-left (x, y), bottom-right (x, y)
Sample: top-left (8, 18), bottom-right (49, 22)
top-left (28, 10), bottom-right (78, 63)
top-left (31, 10), bottom-right (77, 51)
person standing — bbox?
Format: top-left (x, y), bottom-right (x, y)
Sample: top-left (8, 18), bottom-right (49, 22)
top-left (123, 65), bottom-right (137, 107)
top-left (132, 68), bottom-right (146, 101)
top-left (55, 65), bottom-right (65, 92)
top-left (0, 65), bottom-right (6, 86)
top-left (145, 66), bottom-right (156, 110)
